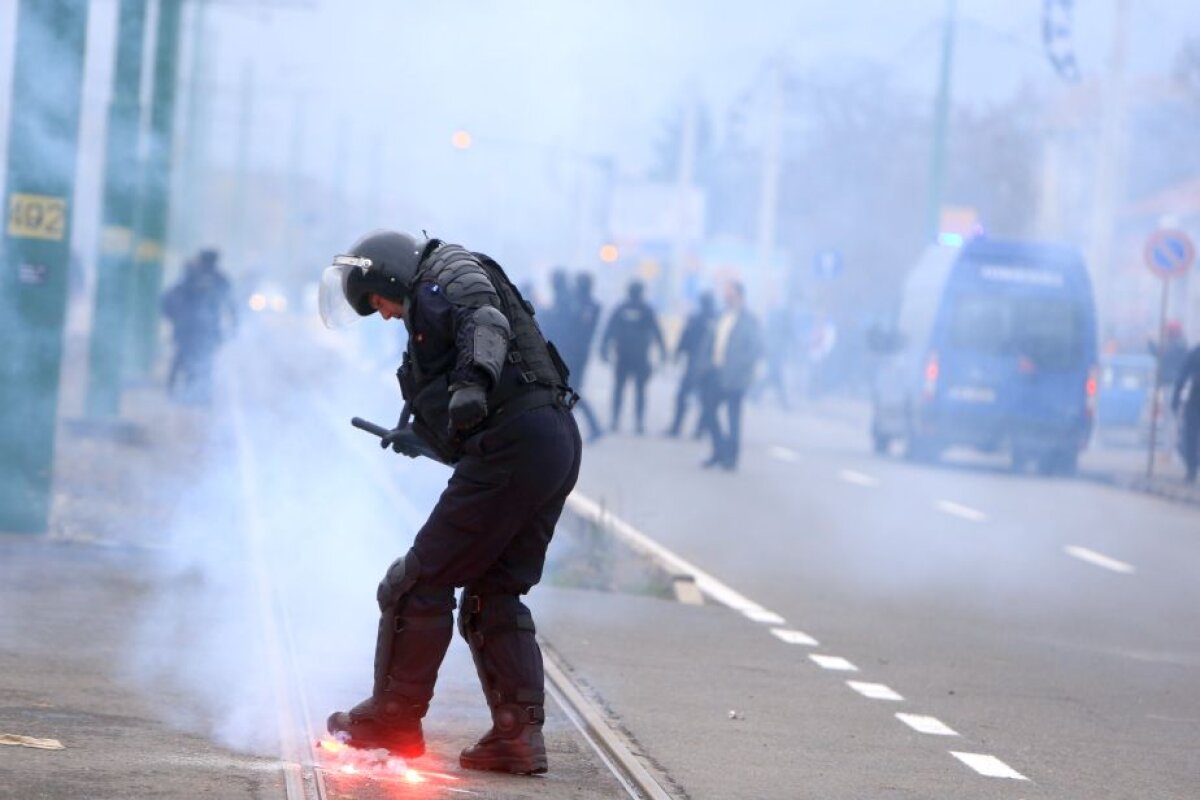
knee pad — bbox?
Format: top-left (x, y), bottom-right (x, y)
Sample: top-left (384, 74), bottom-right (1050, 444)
top-left (377, 549), bottom-right (421, 611)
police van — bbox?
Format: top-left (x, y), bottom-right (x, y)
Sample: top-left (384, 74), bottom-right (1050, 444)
top-left (870, 237), bottom-right (1098, 474)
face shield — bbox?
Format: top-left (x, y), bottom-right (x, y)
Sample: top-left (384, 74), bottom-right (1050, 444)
top-left (318, 255), bottom-right (373, 329)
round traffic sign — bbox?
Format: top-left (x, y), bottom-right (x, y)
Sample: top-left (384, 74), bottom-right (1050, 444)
top-left (1144, 229), bottom-right (1195, 280)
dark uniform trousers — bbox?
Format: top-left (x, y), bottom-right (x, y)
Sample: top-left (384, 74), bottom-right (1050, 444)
top-left (396, 405), bottom-right (582, 711)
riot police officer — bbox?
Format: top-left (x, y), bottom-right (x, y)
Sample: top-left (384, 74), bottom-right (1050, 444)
top-left (318, 231), bottom-right (582, 774)
top-left (601, 280), bottom-right (666, 434)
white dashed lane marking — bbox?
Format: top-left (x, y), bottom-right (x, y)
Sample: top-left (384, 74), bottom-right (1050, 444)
top-left (838, 469), bottom-right (880, 487)
top-left (935, 500), bottom-right (988, 523)
top-left (770, 628), bottom-right (818, 646)
top-left (950, 752), bottom-right (1029, 780)
top-left (846, 681), bottom-right (904, 701)
top-left (809, 654), bottom-right (858, 672)
top-left (896, 713), bottom-right (958, 736)
top-left (568, 491), bottom-right (1029, 784)
top-left (1064, 545), bottom-right (1136, 574)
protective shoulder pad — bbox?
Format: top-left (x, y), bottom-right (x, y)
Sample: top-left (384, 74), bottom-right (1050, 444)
top-left (424, 245), bottom-right (501, 308)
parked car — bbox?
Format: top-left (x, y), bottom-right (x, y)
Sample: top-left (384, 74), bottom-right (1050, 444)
top-left (870, 237), bottom-right (1099, 474)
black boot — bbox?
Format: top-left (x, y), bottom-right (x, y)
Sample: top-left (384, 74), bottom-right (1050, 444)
top-left (459, 703), bottom-right (547, 774)
top-left (327, 695), bottom-right (426, 757)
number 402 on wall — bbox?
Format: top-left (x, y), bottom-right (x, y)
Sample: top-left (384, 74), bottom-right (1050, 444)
top-left (7, 193), bottom-right (67, 241)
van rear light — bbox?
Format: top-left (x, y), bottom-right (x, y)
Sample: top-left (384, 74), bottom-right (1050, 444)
top-left (1085, 365), bottom-right (1098, 419)
top-left (922, 352), bottom-right (939, 401)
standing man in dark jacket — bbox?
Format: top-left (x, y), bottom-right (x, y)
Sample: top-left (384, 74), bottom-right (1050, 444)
top-left (1172, 342), bottom-right (1200, 483)
top-left (701, 282), bottom-right (763, 471)
top-left (318, 231), bottom-right (582, 775)
top-left (601, 280), bottom-right (666, 434)
top-left (666, 292), bottom-right (716, 438)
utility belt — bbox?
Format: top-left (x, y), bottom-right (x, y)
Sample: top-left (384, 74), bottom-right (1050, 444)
top-left (486, 384), bottom-right (577, 429)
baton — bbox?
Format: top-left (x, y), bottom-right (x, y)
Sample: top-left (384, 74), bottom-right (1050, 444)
top-left (351, 417), bottom-right (391, 438)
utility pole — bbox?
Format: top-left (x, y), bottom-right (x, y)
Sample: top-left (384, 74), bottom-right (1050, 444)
top-left (0, 0), bottom-right (90, 533)
top-left (671, 97), bottom-right (698, 310)
top-left (128, 0), bottom-right (184, 379)
top-left (926, 0), bottom-right (957, 241)
top-left (1086, 0), bottom-right (1131, 334)
top-left (86, 0), bottom-right (149, 419)
top-left (756, 61), bottom-right (783, 279)
top-left (231, 60), bottom-right (254, 270)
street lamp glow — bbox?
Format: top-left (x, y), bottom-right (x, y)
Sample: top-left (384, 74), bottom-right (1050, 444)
top-left (599, 244), bottom-right (619, 263)
top-left (451, 130), bottom-right (472, 150)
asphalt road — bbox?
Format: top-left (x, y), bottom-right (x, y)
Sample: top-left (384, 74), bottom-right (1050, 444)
top-left (565, 366), bottom-right (1200, 798)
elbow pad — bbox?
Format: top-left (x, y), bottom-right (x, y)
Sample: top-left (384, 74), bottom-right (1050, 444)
top-left (470, 306), bottom-right (511, 386)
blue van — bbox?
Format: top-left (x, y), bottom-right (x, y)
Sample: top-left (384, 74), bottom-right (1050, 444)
top-left (870, 237), bottom-right (1099, 474)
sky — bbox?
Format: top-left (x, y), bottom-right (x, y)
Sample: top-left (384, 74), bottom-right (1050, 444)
top-left (1, 0), bottom-right (1199, 285)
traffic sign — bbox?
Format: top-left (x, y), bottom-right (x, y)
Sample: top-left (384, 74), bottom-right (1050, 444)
top-left (1144, 229), bottom-right (1194, 280)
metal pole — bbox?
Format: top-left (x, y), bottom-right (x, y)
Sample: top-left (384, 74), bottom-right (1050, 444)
top-left (1086, 0), bottom-right (1131, 335)
top-left (128, 0), bottom-right (184, 379)
top-left (672, 98), bottom-right (698, 311)
top-left (85, 0), bottom-right (149, 419)
top-left (756, 61), bottom-right (782, 281)
top-left (926, 0), bottom-right (957, 241)
top-left (0, 0), bottom-right (90, 533)
top-left (1146, 277), bottom-right (1170, 479)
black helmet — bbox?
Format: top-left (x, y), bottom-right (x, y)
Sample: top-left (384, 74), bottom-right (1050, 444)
top-left (319, 230), bottom-right (430, 328)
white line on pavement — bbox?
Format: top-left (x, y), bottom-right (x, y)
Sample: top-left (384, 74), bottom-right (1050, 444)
top-left (895, 713), bottom-right (958, 736)
top-left (1064, 545), bottom-right (1136, 574)
top-left (950, 752), bottom-right (1028, 780)
top-left (935, 500), bottom-right (988, 523)
top-left (846, 681), bottom-right (904, 701)
top-left (838, 469), bottom-right (880, 488)
top-left (567, 493), bottom-right (787, 626)
top-left (768, 445), bottom-right (801, 463)
top-left (770, 628), bottom-right (819, 646)
top-left (809, 654), bottom-right (859, 672)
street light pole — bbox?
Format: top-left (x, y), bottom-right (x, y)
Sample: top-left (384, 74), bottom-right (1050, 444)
top-left (926, 0), bottom-right (957, 241)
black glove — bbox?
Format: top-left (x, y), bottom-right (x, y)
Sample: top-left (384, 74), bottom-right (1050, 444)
top-left (448, 383), bottom-right (488, 431)
top-left (380, 427), bottom-right (423, 458)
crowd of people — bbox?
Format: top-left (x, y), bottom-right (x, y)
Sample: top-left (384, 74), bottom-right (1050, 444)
top-left (537, 269), bottom-right (765, 472)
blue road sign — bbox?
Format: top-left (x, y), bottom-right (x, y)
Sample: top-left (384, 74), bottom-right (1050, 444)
top-left (1144, 229), bottom-right (1194, 280)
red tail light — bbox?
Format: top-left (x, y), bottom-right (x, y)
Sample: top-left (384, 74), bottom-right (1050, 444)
top-left (922, 352), bottom-right (939, 401)
top-left (1085, 365), bottom-right (1098, 419)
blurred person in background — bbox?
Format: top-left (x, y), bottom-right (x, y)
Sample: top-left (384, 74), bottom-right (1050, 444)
top-left (666, 291), bottom-right (716, 438)
top-left (1150, 321), bottom-right (1189, 387)
top-left (601, 280), bottom-right (666, 435)
top-left (566, 272), bottom-right (604, 442)
top-left (319, 231), bottom-right (581, 774)
top-left (700, 281), bottom-right (763, 471)
top-left (1172, 340), bottom-right (1200, 483)
top-left (540, 268), bottom-right (603, 441)
top-left (754, 305), bottom-right (794, 411)
top-left (160, 248), bottom-right (236, 404)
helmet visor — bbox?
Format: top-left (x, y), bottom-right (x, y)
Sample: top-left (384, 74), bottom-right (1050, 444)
top-left (318, 259), bottom-right (370, 329)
